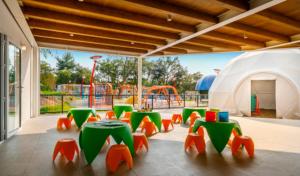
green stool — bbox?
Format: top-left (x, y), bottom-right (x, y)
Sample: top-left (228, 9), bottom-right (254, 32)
top-left (130, 111), bottom-right (162, 132)
top-left (79, 120), bottom-right (134, 164)
top-left (67, 108), bottom-right (96, 128)
top-left (193, 118), bottom-right (242, 153)
top-left (182, 108), bottom-right (206, 124)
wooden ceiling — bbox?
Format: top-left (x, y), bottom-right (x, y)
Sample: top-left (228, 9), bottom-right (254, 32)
top-left (19, 0), bottom-right (300, 56)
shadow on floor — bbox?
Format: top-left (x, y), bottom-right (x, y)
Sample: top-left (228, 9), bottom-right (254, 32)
top-left (1, 126), bottom-right (300, 176)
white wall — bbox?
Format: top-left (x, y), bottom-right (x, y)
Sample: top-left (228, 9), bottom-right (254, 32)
top-left (234, 72), bottom-right (299, 118)
top-left (0, 0), bottom-right (38, 123)
top-left (251, 80), bottom-right (276, 110)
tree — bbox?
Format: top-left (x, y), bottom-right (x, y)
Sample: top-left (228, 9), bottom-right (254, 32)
top-left (56, 52), bottom-right (76, 71)
top-left (40, 60), bottom-right (56, 91)
top-left (71, 64), bottom-right (92, 84)
top-left (95, 56), bottom-right (138, 88)
top-left (56, 69), bottom-right (72, 85)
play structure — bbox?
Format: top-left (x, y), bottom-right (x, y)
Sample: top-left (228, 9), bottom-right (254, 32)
top-left (143, 85), bottom-right (182, 105)
top-left (209, 49), bottom-right (300, 119)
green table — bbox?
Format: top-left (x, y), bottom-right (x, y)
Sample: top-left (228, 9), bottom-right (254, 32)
top-left (193, 118), bottom-right (242, 153)
top-left (67, 108), bottom-right (96, 128)
top-left (182, 107), bottom-right (206, 124)
top-left (130, 111), bottom-right (162, 132)
top-left (79, 120), bottom-right (134, 164)
top-left (113, 104), bottom-right (133, 119)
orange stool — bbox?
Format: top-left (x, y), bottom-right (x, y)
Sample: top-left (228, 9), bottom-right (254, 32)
top-left (189, 113), bottom-right (199, 126)
top-left (231, 135), bottom-right (255, 158)
top-left (57, 117), bottom-right (71, 130)
top-left (139, 116), bottom-right (150, 128)
top-left (95, 114), bottom-right (101, 120)
top-left (162, 119), bottom-right (174, 132)
top-left (227, 129), bottom-right (239, 147)
top-left (121, 118), bottom-right (131, 124)
top-left (172, 114), bottom-right (183, 124)
top-left (188, 125), bottom-right (204, 137)
top-left (105, 111), bottom-right (116, 119)
top-left (124, 112), bottom-right (131, 119)
top-left (133, 133), bottom-right (149, 153)
top-left (184, 133), bottom-right (206, 154)
top-left (87, 116), bottom-right (98, 123)
top-left (106, 144), bottom-right (133, 173)
top-left (141, 121), bottom-right (157, 136)
top-left (68, 115), bottom-right (73, 122)
top-left (52, 138), bottom-right (79, 161)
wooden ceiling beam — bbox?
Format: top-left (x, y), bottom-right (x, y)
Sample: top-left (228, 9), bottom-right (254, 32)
top-left (214, 0), bottom-right (300, 31)
top-left (186, 38), bottom-right (241, 50)
top-left (256, 10), bottom-right (300, 31)
top-left (32, 29), bottom-right (157, 50)
top-left (23, 7), bottom-right (179, 40)
top-left (28, 20), bottom-right (167, 46)
top-left (122, 0), bottom-right (217, 24)
top-left (35, 36), bottom-right (147, 54)
top-left (121, 0), bottom-right (287, 42)
top-left (38, 42), bottom-right (141, 56)
top-left (163, 47), bottom-right (188, 54)
top-left (174, 43), bottom-right (212, 52)
top-left (212, 0), bottom-right (249, 11)
top-left (203, 31), bottom-right (265, 47)
top-left (225, 23), bottom-right (290, 42)
top-left (22, 0), bottom-right (195, 33)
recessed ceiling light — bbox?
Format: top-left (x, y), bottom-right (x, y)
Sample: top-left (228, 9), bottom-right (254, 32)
top-left (70, 33), bottom-right (74, 37)
top-left (131, 42), bottom-right (135, 45)
top-left (78, 0), bottom-right (84, 2)
top-left (167, 14), bottom-right (172, 22)
top-left (243, 33), bottom-right (248, 39)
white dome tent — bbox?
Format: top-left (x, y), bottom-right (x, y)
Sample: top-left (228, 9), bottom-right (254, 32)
top-left (209, 49), bottom-right (300, 119)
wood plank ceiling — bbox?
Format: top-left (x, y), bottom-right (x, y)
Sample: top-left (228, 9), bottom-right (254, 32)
top-left (19, 0), bottom-right (300, 56)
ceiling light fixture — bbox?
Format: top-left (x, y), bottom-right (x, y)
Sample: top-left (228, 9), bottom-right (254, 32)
top-left (70, 33), bottom-right (74, 37)
top-left (131, 42), bottom-right (135, 45)
top-left (21, 45), bottom-right (27, 51)
top-left (78, 0), bottom-right (84, 2)
top-left (243, 33), bottom-right (248, 39)
top-left (167, 14), bottom-right (172, 22)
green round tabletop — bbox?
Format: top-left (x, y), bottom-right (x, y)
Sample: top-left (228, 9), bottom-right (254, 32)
top-left (193, 118), bottom-right (242, 153)
top-left (130, 111), bottom-right (162, 132)
top-left (182, 107), bottom-right (206, 124)
top-left (113, 104), bottom-right (133, 119)
top-left (79, 120), bottom-right (134, 164)
top-left (67, 108), bottom-right (96, 128)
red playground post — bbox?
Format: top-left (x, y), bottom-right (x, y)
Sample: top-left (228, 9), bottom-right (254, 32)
top-left (89, 55), bottom-right (102, 108)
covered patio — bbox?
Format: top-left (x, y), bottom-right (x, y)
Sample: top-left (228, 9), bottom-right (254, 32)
top-left (1, 110), bottom-right (300, 175)
top-left (1, 0), bottom-right (300, 175)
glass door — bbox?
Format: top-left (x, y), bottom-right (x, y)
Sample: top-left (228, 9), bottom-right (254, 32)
top-left (7, 44), bottom-right (21, 136)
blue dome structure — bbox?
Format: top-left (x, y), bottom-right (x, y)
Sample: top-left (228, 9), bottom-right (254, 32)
top-left (195, 75), bottom-right (216, 94)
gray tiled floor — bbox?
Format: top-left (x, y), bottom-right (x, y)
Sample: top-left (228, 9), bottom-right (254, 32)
top-left (1, 110), bottom-right (300, 176)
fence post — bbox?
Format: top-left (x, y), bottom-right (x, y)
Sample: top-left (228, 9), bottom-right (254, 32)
top-left (168, 94), bottom-right (171, 109)
top-left (132, 88), bottom-right (135, 108)
top-left (61, 94), bottom-right (64, 113)
top-left (197, 95), bottom-right (199, 107)
top-left (151, 95), bottom-right (154, 109)
top-left (111, 94), bottom-right (114, 110)
top-left (183, 93), bottom-right (186, 107)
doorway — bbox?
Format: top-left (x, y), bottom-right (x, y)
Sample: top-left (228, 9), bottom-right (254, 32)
top-left (7, 44), bottom-right (21, 137)
top-left (0, 33), bottom-right (21, 141)
top-left (251, 80), bottom-right (276, 118)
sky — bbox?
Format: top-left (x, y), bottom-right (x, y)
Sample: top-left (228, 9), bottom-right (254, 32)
top-left (42, 49), bottom-right (243, 75)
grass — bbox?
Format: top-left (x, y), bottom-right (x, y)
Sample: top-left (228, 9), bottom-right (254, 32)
top-left (40, 102), bottom-right (73, 114)
top-left (41, 90), bottom-right (65, 95)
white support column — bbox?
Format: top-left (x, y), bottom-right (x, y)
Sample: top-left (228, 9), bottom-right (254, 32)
top-left (31, 46), bottom-right (40, 117)
top-left (137, 57), bottom-right (143, 109)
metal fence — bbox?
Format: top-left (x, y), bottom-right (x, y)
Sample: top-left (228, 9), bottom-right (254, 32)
top-left (40, 94), bottom-right (208, 114)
